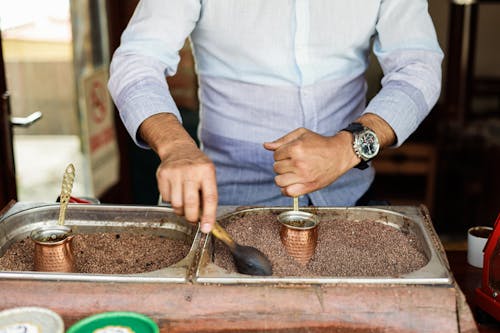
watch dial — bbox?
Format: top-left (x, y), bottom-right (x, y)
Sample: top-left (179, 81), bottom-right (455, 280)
top-left (359, 132), bottom-right (379, 158)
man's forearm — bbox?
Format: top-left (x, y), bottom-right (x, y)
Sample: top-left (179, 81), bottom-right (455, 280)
top-left (355, 112), bottom-right (396, 149)
top-left (139, 113), bottom-right (198, 161)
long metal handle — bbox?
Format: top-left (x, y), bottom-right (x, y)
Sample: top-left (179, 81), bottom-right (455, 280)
top-left (58, 164), bottom-right (75, 225)
top-left (211, 222), bottom-right (237, 252)
top-left (293, 196), bottom-right (299, 211)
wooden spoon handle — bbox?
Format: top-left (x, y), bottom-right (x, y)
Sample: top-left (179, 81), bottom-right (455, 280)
top-left (211, 221), bottom-right (237, 252)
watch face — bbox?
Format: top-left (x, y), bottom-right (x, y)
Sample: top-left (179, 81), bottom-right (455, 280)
top-left (356, 130), bottom-right (380, 160)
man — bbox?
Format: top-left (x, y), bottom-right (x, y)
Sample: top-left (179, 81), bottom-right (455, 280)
top-left (108, 0), bottom-right (443, 234)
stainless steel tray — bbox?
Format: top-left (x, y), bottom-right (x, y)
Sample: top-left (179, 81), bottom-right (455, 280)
top-left (195, 206), bottom-right (453, 285)
top-left (0, 203), bottom-right (202, 283)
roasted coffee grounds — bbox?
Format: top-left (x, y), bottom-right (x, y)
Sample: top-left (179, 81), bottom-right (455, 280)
top-left (0, 232), bottom-right (191, 274)
top-left (213, 211), bottom-right (428, 277)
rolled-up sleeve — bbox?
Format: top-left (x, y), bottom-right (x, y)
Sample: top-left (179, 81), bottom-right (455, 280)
top-left (365, 0), bottom-right (444, 146)
top-left (108, 0), bottom-right (201, 148)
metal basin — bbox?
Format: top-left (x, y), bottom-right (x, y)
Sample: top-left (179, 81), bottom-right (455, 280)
top-left (0, 203), bottom-right (202, 283)
top-left (195, 206), bottom-right (453, 285)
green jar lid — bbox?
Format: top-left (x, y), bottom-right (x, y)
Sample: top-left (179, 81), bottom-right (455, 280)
top-left (67, 312), bottom-right (159, 333)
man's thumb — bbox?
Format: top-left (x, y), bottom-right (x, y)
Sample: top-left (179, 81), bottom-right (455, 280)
top-left (263, 140), bottom-right (280, 151)
top-left (264, 129), bottom-right (303, 151)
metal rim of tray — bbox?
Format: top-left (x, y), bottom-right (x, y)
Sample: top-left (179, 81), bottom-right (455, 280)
top-left (0, 203), bottom-right (452, 286)
top-left (195, 206), bottom-right (453, 286)
top-left (0, 203), bottom-right (201, 283)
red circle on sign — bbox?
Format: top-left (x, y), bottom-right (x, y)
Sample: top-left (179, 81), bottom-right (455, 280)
top-left (90, 81), bottom-right (107, 124)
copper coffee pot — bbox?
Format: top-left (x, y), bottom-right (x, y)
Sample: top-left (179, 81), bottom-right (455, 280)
top-left (31, 225), bottom-right (75, 272)
top-left (278, 197), bottom-right (319, 265)
top-left (30, 163), bottom-right (76, 272)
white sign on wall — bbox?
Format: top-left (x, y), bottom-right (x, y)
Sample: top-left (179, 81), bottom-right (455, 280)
top-left (82, 67), bottom-right (119, 197)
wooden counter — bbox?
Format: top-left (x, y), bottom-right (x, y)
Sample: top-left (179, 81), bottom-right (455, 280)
top-left (0, 278), bottom-right (476, 332)
top-left (0, 203), bottom-right (481, 331)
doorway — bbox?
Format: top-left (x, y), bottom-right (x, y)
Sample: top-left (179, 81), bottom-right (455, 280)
top-left (0, 0), bottom-right (120, 204)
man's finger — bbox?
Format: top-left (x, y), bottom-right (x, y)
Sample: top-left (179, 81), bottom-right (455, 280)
top-left (200, 177), bottom-right (218, 233)
top-left (183, 180), bottom-right (200, 223)
top-left (170, 177), bottom-right (184, 216)
top-left (275, 172), bottom-right (300, 188)
top-left (282, 183), bottom-right (308, 197)
top-left (273, 159), bottom-right (294, 174)
top-left (158, 181), bottom-right (171, 205)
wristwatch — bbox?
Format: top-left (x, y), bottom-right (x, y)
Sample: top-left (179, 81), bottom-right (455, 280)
top-left (341, 122), bottom-right (380, 170)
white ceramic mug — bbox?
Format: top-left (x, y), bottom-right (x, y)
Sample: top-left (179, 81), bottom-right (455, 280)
top-left (467, 226), bottom-right (493, 268)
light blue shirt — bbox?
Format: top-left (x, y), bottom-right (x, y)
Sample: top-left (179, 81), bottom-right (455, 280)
top-left (108, 0), bottom-right (443, 206)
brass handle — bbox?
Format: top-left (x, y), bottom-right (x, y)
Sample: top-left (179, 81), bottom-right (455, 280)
top-left (58, 164), bottom-right (75, 225)
top-left (211, 222), bottom-right (237, 252)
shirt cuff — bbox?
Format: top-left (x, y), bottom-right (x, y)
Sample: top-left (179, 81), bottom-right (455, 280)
top-left (115, 78), bottom-right (181, 148)
top-left (364, 80), bottom-right (431, 147)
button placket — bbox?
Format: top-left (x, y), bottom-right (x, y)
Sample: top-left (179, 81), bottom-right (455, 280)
top-left (294, 0), bottom-right (310, 85)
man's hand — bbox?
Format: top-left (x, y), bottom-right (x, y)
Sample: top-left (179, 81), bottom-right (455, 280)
top-left (139, 113), bottom-right (218, 233)
top-left (263, 128), bottom-right (358, 197)
top-left (263, 113), bottom-right (395, 197)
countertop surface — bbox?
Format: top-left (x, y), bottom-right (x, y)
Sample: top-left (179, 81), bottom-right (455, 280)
top-left (447, 250), bottom-right (500, 333)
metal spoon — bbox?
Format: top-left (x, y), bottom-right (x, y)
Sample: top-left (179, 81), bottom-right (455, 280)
top-left (211, 221), bottom-right (272, 276)
top-left (57, 163), bottom-right (75, 226)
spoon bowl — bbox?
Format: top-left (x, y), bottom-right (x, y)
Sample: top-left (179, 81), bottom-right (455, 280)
top-left (231, 244), bottom-right (272, 276)
top-left (211, 222), bottom-right (272, 276)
